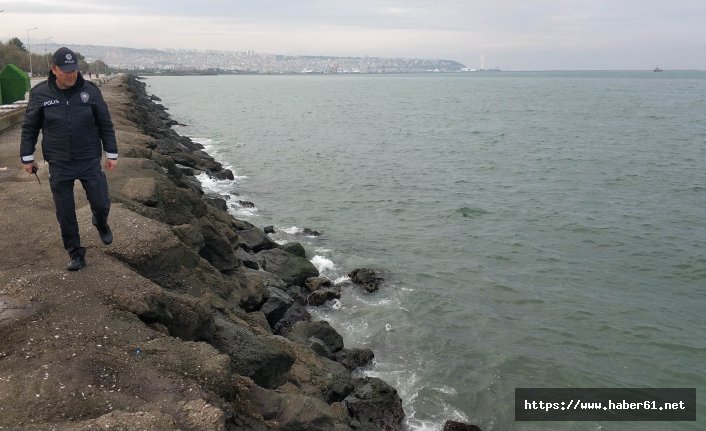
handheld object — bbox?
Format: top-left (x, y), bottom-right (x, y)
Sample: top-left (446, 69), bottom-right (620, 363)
top-left (31, 165), bottom-right (41, 184)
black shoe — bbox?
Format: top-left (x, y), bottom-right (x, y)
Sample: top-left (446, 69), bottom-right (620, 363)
top-left (93, 216), bottom-right (113, 245)
top-left (67, 257), bottom-right (86, 271)
top-left (97, 225), bottom-right (113, 245)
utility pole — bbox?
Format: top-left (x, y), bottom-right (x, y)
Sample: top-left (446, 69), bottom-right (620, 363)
top-left (44, 36), bottom-right (53, 73)
top-left (26, 27), bottom-right (39, 77)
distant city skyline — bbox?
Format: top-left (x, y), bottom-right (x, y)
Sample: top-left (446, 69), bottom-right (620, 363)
top-left (2, 1), bottom-right (706, 71)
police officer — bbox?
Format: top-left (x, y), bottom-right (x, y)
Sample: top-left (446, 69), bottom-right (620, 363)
top-left (20, 47), bottom-right (118, 271)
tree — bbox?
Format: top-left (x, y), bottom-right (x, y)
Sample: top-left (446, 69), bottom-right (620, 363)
top-left (8, 37), bottom-right (26, 52)
top-left (0, 39), bottom-right (29, 71)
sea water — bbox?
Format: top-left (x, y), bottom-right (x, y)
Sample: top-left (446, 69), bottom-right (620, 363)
top-left (145, 71), bottom-right (706, 430)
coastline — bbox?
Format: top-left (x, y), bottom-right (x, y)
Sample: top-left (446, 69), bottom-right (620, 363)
top-left (0, 75), bottom-right (404, 430)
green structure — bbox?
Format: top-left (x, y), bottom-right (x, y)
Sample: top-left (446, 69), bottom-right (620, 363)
top-left (0, 64), bottom-right (31, 105)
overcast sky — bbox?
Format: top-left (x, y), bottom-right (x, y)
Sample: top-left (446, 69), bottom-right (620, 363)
top-left (2, 0), bottom-right (705, 70)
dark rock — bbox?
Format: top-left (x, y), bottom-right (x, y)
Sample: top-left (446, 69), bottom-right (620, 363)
top-left (273, 303), bottom-right (311, 336)
top-left (238, 200), bottom-right (256, 208)
top-left (443, 420), bottom-right (483, 431)
top-left (308, 288), bottom-right (341, 306)
top-left (212, 168), bottom-right (235, 181)
top-left (334, 348), bottom-right (375, 371)
top-left (261, 287), bottom-right (294, 329)
top-left (159, 179), bottom-right (208, 225)
top-left (238, 227), bottom-right (278, 253)
top-left (208, 314), bottom-right (294, 389)
top-left (179, 175), bottom-right (204, 195)
top-left (232, 268), bottom-right (285, 312)
top-left (203, 196), bottom-right (228, 211)
top-left (348, 268), bottom-right (384, 293)
top-left (241, 378), bottom-right (352, 431)
top-left (149, 94), bottom-right (162, 101)
top-left (235, 247), bottom-right (260, 270)
top-left (196, 220), bottom-right (239, 272)
top-left (303, 228), bottom-right (321, 236)
top-left (263, 225), bottom-right (276, 234)
top-left (305, 276), bottom-right (332, 291)
top-left (344, 377), bottom-right (405, 431)
top-left (282, 242), bottom-right (307, 258)
top-left (287, 320), bottom-right (344, 354)
top-left (169, 150), bottom-right (217, 167)
top-left (175, 163), bottom-right (196, 176)
top-left (256, 248), bottom-right (319, 286)
top-left (285, 285), bottom-right (308, 306)
top-left (307, 337), bottom-right (335, 359)
top-left (171, 224), bottom-right (205, 252)
top-left (138, 290), bottom-right (214, 341)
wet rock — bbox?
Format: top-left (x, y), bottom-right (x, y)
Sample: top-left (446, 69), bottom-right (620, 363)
top-left (263, 225), bottom-right (276, 234)
top-left (305, 276), bottom-right (332, 291)
top-left (303, 227), bottom-right (321, 236)
top-left (238, 227), bottom-right (278, 253)
top-left (203, 196), bottom-right (228, 211)
top-left (175, 163), bottom-right (196, 176)
top-left (345, 377), bottom-right (404, 431)
top-left (285, 285), bottom-right (308, 306)
top-left (273, 302), bottom-right (311, 336)
top-left (308, 288), bottom-right (341, 306)
top-left (212, 168), bottom-right (235, 181)
top-left (261, 287), bottom-right (294, 329)
top-left (307, 337), bottom-right (335, 359)
top-left (256, 248), bottom-right (320, 287)
top-left (282, 241), bottom-right (307, 258)
top-left (180, 174), bottom-right (204, 195)
top-left (287, 320), bottom-right (344, 356)
top-left (238, 199), bottom-right (255, 208)
top-left (443, 420), bottom-right (483, 431)
top-left (334, 348), bottom-right (375, 371)
top-left (348, 268), bottom-right (384, 293)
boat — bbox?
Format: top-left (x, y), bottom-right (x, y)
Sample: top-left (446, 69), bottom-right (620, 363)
top-left (653, 66), bottom-right (663, 72)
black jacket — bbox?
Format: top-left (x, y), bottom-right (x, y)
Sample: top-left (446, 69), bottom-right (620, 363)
top-left (20, 72), bottom-right (118, 164)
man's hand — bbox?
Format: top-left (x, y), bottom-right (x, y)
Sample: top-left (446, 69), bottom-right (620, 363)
top-left (23, 161), bottom-right (37, 175)
top-left (105, 159), bottom-right (117, 171)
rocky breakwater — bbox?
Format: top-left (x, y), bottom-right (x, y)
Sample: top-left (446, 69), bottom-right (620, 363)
top-left (0, 75), bottom-right (404, 431)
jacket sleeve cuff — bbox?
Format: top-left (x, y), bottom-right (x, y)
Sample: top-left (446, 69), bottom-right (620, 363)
top-left (21, 155), bottom-right (35, 163)
top-left (106, 152), bottom-right (118, 160)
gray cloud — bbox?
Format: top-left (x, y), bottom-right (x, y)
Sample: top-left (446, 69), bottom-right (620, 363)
top-left (2, 0), bottom-right (705, 69)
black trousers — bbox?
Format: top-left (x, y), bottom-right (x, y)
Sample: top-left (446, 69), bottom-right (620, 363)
top-left (48, 158), bottom-right (110, 258)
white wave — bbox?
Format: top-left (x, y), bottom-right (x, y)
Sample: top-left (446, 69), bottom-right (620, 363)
top-left (228, 202), bottom-right (259, 218)
top-left (334, 275), bottom-right (351, 285)
top-left (432, 385), bottom-right (458, 395)
top-left (281, 226), bottom-right (303, 235)
top-left (314, 247), bottom-right (332, 253)
top-left (311, 255), bottom-right (335, 273)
